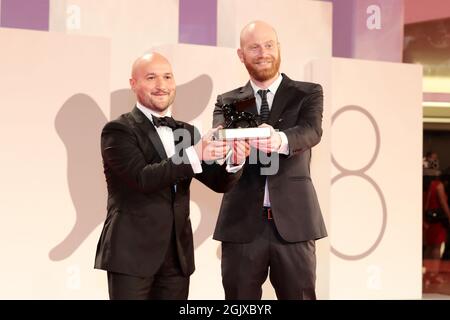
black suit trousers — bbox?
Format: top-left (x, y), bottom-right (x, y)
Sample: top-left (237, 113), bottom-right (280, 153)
top-left (107, 225), bottom-right (189, 300)
top-left (221, 216), bottom-right (316, 300)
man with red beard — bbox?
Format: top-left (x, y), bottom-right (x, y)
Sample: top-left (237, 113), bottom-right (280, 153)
top-left (213, 21), bottom-right (327, 300)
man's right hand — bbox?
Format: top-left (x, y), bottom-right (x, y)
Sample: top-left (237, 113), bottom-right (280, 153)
top-left (230, 139), bottom-right (250, 165)
top-left (195, 127), bottom-right (229, 162)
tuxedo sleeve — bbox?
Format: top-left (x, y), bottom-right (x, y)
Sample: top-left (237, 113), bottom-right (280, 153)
top-left (101, 121), bottom-right (195, 194)
top-left (195, 161), bottom-right (243, 193)
top-left (283, 84), bottom-right (323, 157)
top-left (212, 95), bottom-right (226, 128)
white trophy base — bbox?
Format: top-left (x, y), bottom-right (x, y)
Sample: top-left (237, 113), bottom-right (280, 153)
top-left (215, 127), bottom-right (271, 140)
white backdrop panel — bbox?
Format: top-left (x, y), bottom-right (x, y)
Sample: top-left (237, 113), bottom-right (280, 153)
top-left (0, 28), bottom-right (110, 299)
top-left (49, 0), bottom-right (179, 91)
top-left (310, 58), bottom-right (423, 299)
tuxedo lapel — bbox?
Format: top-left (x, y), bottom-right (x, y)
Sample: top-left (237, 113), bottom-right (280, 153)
top-left (268, 74), bottom-right (292, 127)
top-left (174, 121), bottom-right (196, 149)
top-left (147, 126), bottom-right (168, 160)
top-left (130, 106), bottom-right (168, 160)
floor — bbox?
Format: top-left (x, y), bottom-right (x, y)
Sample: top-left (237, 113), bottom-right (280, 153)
top-left (422, 259), bottom-right (450, 298)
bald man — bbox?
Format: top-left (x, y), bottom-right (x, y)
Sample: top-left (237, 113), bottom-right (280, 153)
top-left (213, 21), bottom-right (327, 300)
top-left (95, 53), bottom-right (242, 299)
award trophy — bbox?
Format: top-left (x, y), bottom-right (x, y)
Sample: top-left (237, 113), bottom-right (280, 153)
top-left (215, 96), bottom-right (271, 140)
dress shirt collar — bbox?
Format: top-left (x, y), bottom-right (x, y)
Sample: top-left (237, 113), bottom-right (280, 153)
top-left (136, 101), bottom-right (172, 124)
top-left (250, 73), bottom-right (283, 96)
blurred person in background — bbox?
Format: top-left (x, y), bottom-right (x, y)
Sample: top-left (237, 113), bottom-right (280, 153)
top-left (423, 167), bottom-right (450, 285)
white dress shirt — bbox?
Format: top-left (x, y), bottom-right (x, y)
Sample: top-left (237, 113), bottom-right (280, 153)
top-left (136, 102), bottom-right (202, 174)
top-left (249, 73), bottom-right (289, 155)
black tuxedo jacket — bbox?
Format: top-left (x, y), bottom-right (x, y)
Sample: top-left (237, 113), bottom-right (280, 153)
top-left (95, 107), bottom-right (241, 277)
top-left (212, 74), bottom-right (327, 243)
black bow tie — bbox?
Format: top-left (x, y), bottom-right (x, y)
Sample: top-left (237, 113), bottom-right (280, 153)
top-left (152, 115), bottom-right (179, 130)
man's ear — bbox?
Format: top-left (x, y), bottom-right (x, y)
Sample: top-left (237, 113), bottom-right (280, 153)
top-left (129, 78), bottom-right (136, 91)
top-left (237, 48), bottom-right (244, 63)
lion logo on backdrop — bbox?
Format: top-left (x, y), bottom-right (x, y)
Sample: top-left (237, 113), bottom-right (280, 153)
top-left (49, 75), bottom-right (219, 261)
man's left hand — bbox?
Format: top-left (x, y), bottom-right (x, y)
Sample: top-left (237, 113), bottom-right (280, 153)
top-left (249, 123), bottom-right (281, 153)
top-left (230, 139), bottom-right (251, 165)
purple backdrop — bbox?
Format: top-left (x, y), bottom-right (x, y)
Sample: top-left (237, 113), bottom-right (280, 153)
top-left (179, 0), bottom-right (217, 46)
top-left (0, 0), bottom-right (49, 31)
top-left (0, 0), bottom-right (410, 62)
top-left (325, 0), bottom-right (404, 62)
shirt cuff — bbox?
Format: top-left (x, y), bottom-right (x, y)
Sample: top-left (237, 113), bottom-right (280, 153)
top-left (226, 161), bottom-right (245, 173)
top-left (185, 146), bottom-right (203, 174)
top-left (215, 147), bottom-right (232, 166)
top-left (278, 132), bottom-right (290, 155)
top-left (225, 149), bottom-right (245, 173)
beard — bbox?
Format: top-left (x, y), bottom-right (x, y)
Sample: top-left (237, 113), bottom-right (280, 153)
top-left (139, 90), bottom-right (175, 113)
top-left (243, 50), bottom-right (281, 82)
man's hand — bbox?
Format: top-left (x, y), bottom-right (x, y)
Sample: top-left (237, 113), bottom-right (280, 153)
top-left (249, 123), bottom-right (281, 153)
top-left (230, 139), bottom-right (251, 165)
top-left (195, 126), bottom-right (229, 161)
